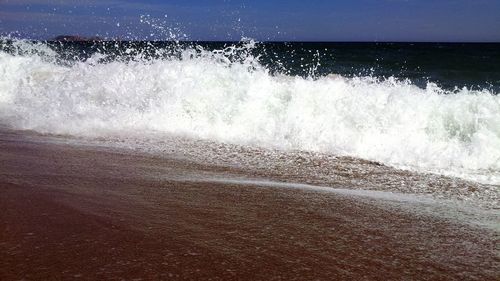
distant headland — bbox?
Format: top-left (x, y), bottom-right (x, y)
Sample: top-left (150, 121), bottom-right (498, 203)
top-left (52, 35), bottom-right (104, 42)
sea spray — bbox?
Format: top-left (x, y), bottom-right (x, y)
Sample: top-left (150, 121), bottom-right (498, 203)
top-left (0, 38), bottom-right (499, 185)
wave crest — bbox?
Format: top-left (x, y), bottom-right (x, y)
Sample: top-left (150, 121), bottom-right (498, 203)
top-left (1, 39), bottom-right (499, 184)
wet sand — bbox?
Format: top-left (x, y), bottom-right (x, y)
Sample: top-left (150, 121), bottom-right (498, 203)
top-left (0, 130), bottom-right (498, 280)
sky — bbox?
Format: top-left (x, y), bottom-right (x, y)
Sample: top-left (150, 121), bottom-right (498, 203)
top-left (0, 0), bottom-right (499, 42)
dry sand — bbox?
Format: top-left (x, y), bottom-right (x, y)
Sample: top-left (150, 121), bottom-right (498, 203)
top-left (0, 130), bottom-right (498, 280)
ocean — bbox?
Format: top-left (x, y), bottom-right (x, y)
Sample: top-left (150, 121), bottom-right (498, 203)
top-left (0, 38), bottom-right (499, 207)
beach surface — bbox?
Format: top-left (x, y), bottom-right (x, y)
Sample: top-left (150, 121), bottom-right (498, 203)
top-left (0, 129), bottom-right (498, 280)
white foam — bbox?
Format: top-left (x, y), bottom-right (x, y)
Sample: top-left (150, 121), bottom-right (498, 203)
top-left (1, 39), bottom-right (500, 185)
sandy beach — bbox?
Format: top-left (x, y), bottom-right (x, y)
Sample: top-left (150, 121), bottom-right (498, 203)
top-left (0, 129), bottom-right (498, 280)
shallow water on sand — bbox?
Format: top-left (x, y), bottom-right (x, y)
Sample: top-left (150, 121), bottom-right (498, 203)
top-left (101, 133), bottom-right (500, 209)
top-left (8, 128), bottom-right (498, 210)
top-left (1, 128), bottom-right (499, 280)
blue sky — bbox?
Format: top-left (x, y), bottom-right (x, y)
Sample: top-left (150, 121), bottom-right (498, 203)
top-left (0, 0), bottom-right (499, 42)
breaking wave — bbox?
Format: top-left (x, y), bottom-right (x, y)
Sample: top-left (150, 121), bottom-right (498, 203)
top-left (1, 38), bottom-right (499, 185)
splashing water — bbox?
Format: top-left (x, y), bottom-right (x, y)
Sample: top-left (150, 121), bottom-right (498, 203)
top-left (0, 37), bottom-right (500, 186)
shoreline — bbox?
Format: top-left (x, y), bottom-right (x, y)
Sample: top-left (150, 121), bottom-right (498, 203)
top-left (1, 129), bottom-right (499, 280)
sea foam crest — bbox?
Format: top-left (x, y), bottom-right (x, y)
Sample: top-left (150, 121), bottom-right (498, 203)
top-left (0, 39), bottom-right (499, 185)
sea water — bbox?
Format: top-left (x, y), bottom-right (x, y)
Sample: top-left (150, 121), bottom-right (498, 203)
top-left (0, 38), bottom-right (499, 204)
